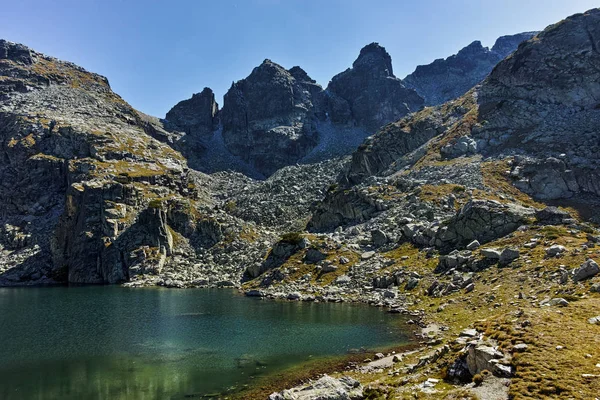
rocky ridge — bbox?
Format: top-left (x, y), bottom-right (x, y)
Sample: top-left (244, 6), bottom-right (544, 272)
top-left (164, 43), bottom-right (424, 177)
top-left (404, 32), bottom-right (538, 106)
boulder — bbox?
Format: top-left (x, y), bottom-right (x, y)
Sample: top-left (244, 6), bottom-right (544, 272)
top-left (536, 207), bottom-right (573, 225)
top-left (269, 375), bottom-right (363, 400)
top-left (573, 259), bottom-right (600, 282)
top-left (466, 240), bottom-right (481, 250)
top-left (499, 248), bottom-right (520, 265)
top-left (304, 248), bottom-right (327, 264)
top-left (436, 200), bottom-right (533, 252)
top-left (371, 229), bottom-right (388, 247)
top-left (466, 343), bottom-right (505, 375)
top-left (480, 248), bottom-right (501, 260)
top-left (545, 245), bottom-right (566, 257)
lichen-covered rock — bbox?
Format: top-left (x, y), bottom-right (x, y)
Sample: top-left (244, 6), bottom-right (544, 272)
top-left (573, 259), bottom-right (600, 282)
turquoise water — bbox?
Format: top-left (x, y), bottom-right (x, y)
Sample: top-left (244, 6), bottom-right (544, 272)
top-left (0, 286), bottom-right (410, 399)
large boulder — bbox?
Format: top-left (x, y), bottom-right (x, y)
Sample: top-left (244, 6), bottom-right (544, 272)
top-left (436, 199), bottom-right (533, 251)
top-left (269, 375), bottom-right (363, 400)
top-left (466, 343), bottom-right (505, 376)
top-left (573, 259), bottom-right (600, 282)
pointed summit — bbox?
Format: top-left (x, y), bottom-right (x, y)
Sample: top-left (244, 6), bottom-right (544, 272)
top-left (353, 42), bottom-right (394, 77)
top-left (326, 42), bottom-right (423, 131)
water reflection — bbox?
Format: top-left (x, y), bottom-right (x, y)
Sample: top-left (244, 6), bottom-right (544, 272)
top-left (0, 287), bottom-right (409, 399)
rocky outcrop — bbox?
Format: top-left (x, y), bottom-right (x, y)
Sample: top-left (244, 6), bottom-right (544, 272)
top-left (165, 87), bottom-right (218, 135)
top-left (345, 96), bottom-right (473, 184)
top-left (246, 237), bottom-right (301, 279)
top-left (308, 186), bottom-right (382, 231)
top-left (0, 39), bottom-right (209, 285)
top-left (435, 199), bottom-right (533, 252)
top-left (269, 375), bottom-right (363, 400)
top-left (404, 32), bottom-right (537, 105)
top-left (326, 43), bottom-right (424, 131)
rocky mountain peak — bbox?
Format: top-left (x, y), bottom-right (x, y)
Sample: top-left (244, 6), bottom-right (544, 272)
top-left (347, 8), bottom-right (600, 201)
top-left (326, 43), bottom-right (423, 131)
top-left (491, 31), bottom-right (538, 56)
top-left (0, 40), bottom-right (33, 65)
top-left (288, 66), bottom-right (316, 83)
top-left (403, 31), bottom-right (538, 105)
top-left (165, 87), bottom-right (218, 135)
top-left (220, 58), bottom-right (319, 176)
top-left (352, 42), bottom-right (394, 77)
top-left (456, 40), bottom-right (487, 57)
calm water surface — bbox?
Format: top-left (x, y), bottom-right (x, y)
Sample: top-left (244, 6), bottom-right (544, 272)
top-left (0, 286), bottom-right (410, 399)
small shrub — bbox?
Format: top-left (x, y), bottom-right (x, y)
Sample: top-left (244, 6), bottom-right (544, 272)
top-left (363, 387), bottom-right (387, 400)
top-left (280, 231), bottom-right (303, 245)
top-left (472, 370), bottom-right (490, 386)
top-left (148, 199), bottom-right (162, 209)
top-left (224, 200), bottom-right (237, 212)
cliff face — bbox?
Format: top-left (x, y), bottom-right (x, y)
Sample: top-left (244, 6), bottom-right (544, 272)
top-left (165, 87), bottom-right (218, 135)
top-left (166, 43), bottom-right (424, 177)
top-left (403, 32), bottom-right (538, 106)
top-left (325, 43), bottom-right (424, 132)
top-left (0, 39), bottom-right (204, 285)
top-left (220, 60), bottom-right (321, 176)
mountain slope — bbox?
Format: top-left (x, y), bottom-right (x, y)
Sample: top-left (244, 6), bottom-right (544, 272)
top-left (0, 40), bottom-right (276, 286)
top-left (241, 9), bottom-right (600, 399)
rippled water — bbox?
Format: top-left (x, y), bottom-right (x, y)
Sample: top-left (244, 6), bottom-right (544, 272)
top-left (0, 286), bottom-right (410, 399)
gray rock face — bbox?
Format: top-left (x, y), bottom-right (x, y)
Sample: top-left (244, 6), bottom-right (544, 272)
top-left (345, 101), bottom-right (463, 184)
top-left (326, 42), bottom-right (424, 131)
top-left (404, 32), bottom-right (538, 105)
top-left (436, 200), bottom-right (533, 251)
top-left (168, 43), bottom-right (423, 178)
top-left (466, 343), bottom-right (505, 376)
top-left (221, 60), bottom-right (320, 176)
top-left (165, 87), bottom-right (218, 135)
top-left (0, 39), bottom-right (33, 65)
top-left (346, 9), bottom-right (600, 202)
top-left (0, 39), bottom-right (229, 286)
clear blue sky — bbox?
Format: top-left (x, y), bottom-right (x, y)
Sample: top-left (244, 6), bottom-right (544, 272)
top-left (1, 0), bottom-right (597, 117)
